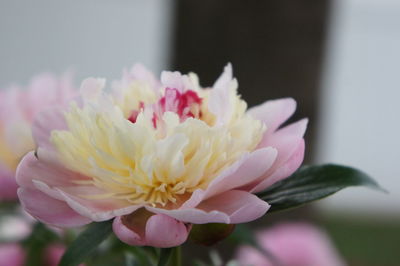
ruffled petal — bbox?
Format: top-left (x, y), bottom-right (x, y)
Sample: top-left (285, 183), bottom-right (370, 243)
top-left (54, 189), bottom-right (142, 222)
top-left (147, 190), bottom-right (269, 224)
top-left (17, 188), bottom-right (90, 227)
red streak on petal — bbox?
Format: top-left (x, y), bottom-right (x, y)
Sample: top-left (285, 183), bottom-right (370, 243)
top-left (160, 88), bottom-right (202, 120)
top-left (127, 89), bottom-right (202, 128)
top-left (128, 101), bottom-right (145, 123)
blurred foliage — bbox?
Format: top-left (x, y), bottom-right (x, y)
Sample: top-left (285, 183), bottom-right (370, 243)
top-left (321, 215), bottom-right (400, 266)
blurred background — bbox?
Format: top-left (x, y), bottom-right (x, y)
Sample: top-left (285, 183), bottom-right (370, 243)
top-left (0, 0), bottom-right (399, 265)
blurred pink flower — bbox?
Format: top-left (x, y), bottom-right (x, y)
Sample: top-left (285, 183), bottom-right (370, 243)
top-left (0, 243), bottom-right (25, 266)
top-left (17, 64), bottom-right (306, 247)
top-left (0, 73), bottom-right (76, 200)
top-left (236, 223), bottom-right (346, 266)
top-left (0, 243), bottom-right (78, 266)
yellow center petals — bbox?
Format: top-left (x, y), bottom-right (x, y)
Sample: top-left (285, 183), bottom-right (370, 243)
top-left (50, 82), bottom-right (265, 207)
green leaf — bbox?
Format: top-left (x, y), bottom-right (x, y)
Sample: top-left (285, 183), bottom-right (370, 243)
top-left (59, 220), bottom-right (113, 266)
top-left (257, 164), bottom-right (385, 212)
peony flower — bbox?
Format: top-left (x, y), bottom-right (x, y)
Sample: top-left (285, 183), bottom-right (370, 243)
top-left (17, 64), bottom-right (307, 247)
top-left (0, 73), bottom-right (75, 200)
top-left (236, 223), bottom-right (346, 266)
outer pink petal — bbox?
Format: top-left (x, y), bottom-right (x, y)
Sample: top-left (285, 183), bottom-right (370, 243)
top-left (0, 243), bottom-right (25, 266)
top-left (249, 119), bottom-right (307, 192)
top-left (55, 189), bottom-right (142, 222)
top-left (113, 216), bottom-right (147, 246)
top-left (17, 152), bottom-right (138, 222)
top-left (16, 152), bottom-right (88, 189)
top-left (181, 147), bottom-right (277, 209)
top-left (251, 139), bottom-right (305, 193)
top-left (247, 98), bottom-right (296, 134)
top-left (147, 190), bottom-right (269, 224)
top-left (0, 165), bottom-right (18, 200)
top-left (145, 214), bottom-right (190, 248)
top-left (17, 188), bottom-right (90, 227)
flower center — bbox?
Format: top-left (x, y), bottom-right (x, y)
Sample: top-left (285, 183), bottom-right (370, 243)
top-left (51, 85), bottom-right (264, 207)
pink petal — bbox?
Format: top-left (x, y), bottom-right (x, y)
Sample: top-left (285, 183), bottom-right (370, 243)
top-left (204, 147), bottom-right (277, 198)
top-left (274, 118), bottom-right (308, 137)
top-left (248, 119), bottom-right (307, 192)
top-left (145, 214), bottom-right (190, 248)
top-left (147, 190), bottom-right (269, 224)
top-left (198, 190), bottom-right (270, 224)
top-left (208, 63), bottom-right (235, 125)
top-left (113, 216), bottom-right (147, 246)
top-left (247, 98), bottom-right (296, 134)
top-left (181, 147), bottom-right (277, 209)
top-left (55, 189), bottom-right (142, 222)
top-left (251, 139), bottom-right (305, 193)
top-left (17, 188), bottom-right (90, 227)
top-left (32, 107), bottom-right (68, 151)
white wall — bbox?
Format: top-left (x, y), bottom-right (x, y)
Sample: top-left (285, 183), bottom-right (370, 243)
top-left (0, 0), bottom-right (174, 86)
top-left (317, 0), bottom-right (400, 216)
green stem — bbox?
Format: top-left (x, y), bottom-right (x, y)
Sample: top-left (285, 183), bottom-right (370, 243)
top-left (169, 246), bottom-right (181, 266)
top-left (157, 246), bottom-right (182, 266)
top-left (157, 248), bottom-right (173, 266)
